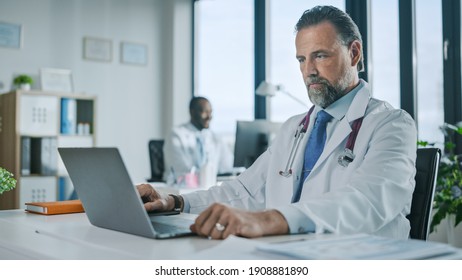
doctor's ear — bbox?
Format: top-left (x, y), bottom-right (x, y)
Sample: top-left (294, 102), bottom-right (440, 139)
top-left (349, 41), bottom-right (361, 67)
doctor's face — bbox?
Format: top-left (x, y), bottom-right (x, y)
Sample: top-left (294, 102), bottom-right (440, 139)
top-left (295, 21), bottom-right (360, 108)
top-left (190, 99), bottom-right (212, 130)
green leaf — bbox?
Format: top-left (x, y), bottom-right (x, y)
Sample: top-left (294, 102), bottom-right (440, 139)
top-left (417, 140), bottom-right (428, 147)
top-left (0, 167), bottom-right (17, 195)
top-left (446, 142), bottom-right (456, 150)
top-left (431, 203), bottom-right (450, 232)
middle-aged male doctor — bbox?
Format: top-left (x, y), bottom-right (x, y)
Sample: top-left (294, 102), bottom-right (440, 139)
top-left (137, 5), bottom-right (417, 240)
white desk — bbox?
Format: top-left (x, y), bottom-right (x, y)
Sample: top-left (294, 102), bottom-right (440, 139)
top-left (1, 210), bottom-right (461, 260)
top-left (0, 210), bottom-right (311, 260)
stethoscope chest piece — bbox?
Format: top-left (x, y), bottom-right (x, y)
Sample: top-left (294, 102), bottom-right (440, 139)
top-left (279, 169), bottom-right (293, 177)
top-left (338, 148), bottom-right (355, 167)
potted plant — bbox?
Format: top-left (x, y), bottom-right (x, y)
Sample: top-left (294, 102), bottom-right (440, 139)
top-left (419, 123), bottom-right (462, 238)
top-left (13, 74), bottom-right (33, 91)
top-left (0, 167), bottom-right (17, 195)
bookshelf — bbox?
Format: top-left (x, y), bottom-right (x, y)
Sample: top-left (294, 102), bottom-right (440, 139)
top-left (0, 90), bottom-right (96, 210)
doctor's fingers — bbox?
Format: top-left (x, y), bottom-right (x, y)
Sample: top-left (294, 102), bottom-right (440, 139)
top-left (207, 211), bottom-right (250, 239)
top-left (143, 199), bottom-right (168, 212)
top-left (136, 184), bottom-right (160, 202)
top-left (194, 203), bottom-right (230, 238)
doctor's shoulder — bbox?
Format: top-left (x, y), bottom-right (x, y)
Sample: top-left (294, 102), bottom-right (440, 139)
top-left (364, 99), bottom-right (417, 133)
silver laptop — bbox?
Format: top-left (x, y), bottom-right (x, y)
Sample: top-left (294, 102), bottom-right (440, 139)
top-left (58, 147), bottom-right (197, 239)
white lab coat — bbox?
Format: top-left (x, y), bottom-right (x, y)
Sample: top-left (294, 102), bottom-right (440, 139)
top-left (183, 82), bottom-right (417, 239)
top-left (163, 122), bottom-right (233, 180)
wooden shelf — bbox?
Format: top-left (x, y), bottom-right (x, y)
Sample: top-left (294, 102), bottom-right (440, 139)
top-left (0, 90), bottom-right (97, 209)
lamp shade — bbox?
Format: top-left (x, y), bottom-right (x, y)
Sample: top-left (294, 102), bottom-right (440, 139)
top-left (256, 80), bottom-right (307, 107)
top-left (256, 81), bottom-right (279, 97)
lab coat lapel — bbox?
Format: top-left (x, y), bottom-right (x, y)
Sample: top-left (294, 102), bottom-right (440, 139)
top-left (317, 120), bottom-right (351, 165)
top-left (314, 84), bottom-right (371, 169)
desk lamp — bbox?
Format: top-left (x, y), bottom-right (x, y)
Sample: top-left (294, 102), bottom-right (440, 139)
top-left (255, 81), bottom-right (306, 107)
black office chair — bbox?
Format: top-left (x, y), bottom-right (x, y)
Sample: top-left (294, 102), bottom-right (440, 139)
top-left (147, 139), bottom-right (165, 182)
top-left (407, 147), bottom-right (441, 240)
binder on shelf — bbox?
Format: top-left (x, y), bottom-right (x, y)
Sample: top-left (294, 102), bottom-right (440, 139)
top-left (58, 176), bottom-right (77, 201)
top-left (30, 137), bottom-right (58, 175)
top-left (30, 137), bottom-right (41, 175)
top-left (25, 199), bottom-right (84, 215)
top-left (21, 136), bottom-right (31, 175)
top-left (61, 98), bottom-right (77, 135)
top-left (48, 137), bottom-right (57, 175)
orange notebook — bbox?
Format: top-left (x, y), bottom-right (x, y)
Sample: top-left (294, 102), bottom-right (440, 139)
top-left (25, 200), bottom-right (85, 215)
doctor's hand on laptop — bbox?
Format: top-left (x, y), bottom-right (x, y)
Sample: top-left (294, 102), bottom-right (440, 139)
top-left (137, 183), bottom-right (177, 212)
top-left (136, 184), bottom-right (289, 240)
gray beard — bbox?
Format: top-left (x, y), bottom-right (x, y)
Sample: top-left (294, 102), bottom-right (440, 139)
top-left (308, 85), bottom-right (341, 108)
top-left (306, 69), bottom-right (354, 108)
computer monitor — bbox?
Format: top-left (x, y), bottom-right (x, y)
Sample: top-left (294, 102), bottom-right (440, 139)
top-left (234, 120), bottom-right (282, 168)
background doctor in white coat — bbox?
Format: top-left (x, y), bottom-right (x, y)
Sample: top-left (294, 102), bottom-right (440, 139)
top-left (137, 5), bottom-right (417, 240)
top-left (163, 96), bottom-right (233, 182)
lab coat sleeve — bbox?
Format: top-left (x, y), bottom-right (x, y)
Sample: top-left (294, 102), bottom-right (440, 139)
top-left (182, 146), bottom-right (270, 213)
top-left (163, 128), bottom-right (194, 179)
top-left (276, 109), bottom-right (417, 237)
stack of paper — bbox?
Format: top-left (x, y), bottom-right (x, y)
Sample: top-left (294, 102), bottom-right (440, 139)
top-left (257, 234), bottom-right (459, 259)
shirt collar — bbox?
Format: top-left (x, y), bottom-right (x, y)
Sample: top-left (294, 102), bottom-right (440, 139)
top-left (323, 79), bottom-right (365, 121)
top-left (187, 122), bottom-right (209, 136)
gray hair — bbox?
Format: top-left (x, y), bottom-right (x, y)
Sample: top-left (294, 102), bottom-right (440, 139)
top-left (295, 5), bottom-right (364, 72)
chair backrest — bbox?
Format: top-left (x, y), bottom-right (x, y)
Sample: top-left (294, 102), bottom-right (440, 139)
top-left (147, 139), bottom-right (165, 182)
top-left (407, 147), bottom-right (441, 240)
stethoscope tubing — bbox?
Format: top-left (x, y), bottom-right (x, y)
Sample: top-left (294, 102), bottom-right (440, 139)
top-left (279, 129), bottom-right (305, 177)
top-left (279, 106), bottom-right (315, 177)
top-left (279, 105), bottom-right (364, 177)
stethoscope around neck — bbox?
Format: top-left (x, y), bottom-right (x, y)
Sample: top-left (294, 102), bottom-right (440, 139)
top-left (279, 105), bottom-right (364, 177)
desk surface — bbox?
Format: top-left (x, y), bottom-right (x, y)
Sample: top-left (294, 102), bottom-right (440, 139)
top-left (0, 210), bottom-right (312, 260)
top-left (1, 210), bottom-right (462, 260)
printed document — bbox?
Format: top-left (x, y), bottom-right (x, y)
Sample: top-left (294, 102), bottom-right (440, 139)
top-left (256, 234), bottom-right (459, 259)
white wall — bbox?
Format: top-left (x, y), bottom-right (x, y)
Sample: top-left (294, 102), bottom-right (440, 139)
top-left (161, 0), bottom-right (194, 133)
top-left (0, 0), bottom-right (193, 183)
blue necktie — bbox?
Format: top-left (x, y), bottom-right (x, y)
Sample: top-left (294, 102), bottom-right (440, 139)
top-left (292, 110), bottom-right (332, 202)
top-left (196, 135), bottom-right (206, 168)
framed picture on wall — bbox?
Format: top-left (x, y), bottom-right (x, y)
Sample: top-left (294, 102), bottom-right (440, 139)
top-left (83, 37), bottom-right (112, 62)
top-left (40, 68), bottom-right (74, 93)
top-left (0, 21), bottom-right (22, 49)
top-left (120, 41), bottom-right (148, 66)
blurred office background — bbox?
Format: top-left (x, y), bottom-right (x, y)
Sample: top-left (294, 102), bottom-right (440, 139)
top-left (0, 0), bottom-right (456, 186)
